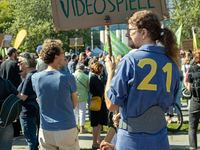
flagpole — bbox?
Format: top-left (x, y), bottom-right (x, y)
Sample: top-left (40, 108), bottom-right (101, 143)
top-left (105, 15), bottom-right (112, 57)
top-left (105, 16), bottom-right (119, 116)
top-left (0, 40), bottom-right (4, 57)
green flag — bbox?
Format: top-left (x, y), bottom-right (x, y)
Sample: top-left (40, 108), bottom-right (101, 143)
top-left (175, 24), bottom-right (182, 48)
top-left (1, 48), bottom-right (5, 58)
top-left (104, 31), bottom-right (129, 58)
top-left (85, 44), bottom-right (88, 51)
top-left (192, 27), bottom-right (200, 54)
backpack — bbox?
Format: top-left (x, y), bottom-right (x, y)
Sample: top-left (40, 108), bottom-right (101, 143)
top-left (0, 79), bottom-right (23, 128)
top-left (190, 66), bottom-right (200, 101)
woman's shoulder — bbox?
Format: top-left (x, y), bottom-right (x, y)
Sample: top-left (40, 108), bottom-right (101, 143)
top-left (90, 75), bottom-right (99, 82)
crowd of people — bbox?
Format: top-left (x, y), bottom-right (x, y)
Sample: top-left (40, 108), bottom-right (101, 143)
top-left (0, 9), bottom-right (200, 150)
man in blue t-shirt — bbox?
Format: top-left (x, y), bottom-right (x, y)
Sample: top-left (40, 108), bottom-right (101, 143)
top-left (31, 40), bottom-right (79, 149)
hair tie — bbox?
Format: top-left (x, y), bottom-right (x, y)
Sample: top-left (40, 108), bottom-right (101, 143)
top-left (160, 29), bottom-right (164, 37)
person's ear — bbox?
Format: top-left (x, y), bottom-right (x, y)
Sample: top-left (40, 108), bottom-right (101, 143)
top-left (142, 28), bottom-right (148, 39)
top-left (55, 55), bottom-right (59, 61)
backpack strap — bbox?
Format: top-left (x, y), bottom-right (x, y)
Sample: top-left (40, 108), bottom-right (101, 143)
top-left (4, 79), bottom-right (10, 94)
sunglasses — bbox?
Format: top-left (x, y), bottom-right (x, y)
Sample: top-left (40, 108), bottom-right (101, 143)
top-left (18, 61), bottom-right (23, 64)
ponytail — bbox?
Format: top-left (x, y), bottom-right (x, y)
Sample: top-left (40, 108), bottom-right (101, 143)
top-left (159, 27), bottom-right (180, 68)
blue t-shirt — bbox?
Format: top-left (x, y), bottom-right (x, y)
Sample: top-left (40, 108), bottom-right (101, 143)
top-left (31, 70), bottom-right (77, 131)
top-left (106, 45), bottom-right (180, 150)
top-left (18, 70), bottom-right (38, 118)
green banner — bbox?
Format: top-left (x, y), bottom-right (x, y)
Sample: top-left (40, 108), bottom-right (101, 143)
top-left (1, 48), bottom-right (5, 58)
top-left (175, 24), bottom-right (182, 48)
top-left (192, 27), bottom-right (200, 54)
top-left (104, 31), bottom-right (129, 58)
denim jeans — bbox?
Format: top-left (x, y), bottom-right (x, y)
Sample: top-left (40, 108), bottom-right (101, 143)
top-left (189, 111), bottom-right (200, 149)
top-left (0, 123), bottom-right (14, 150)
top-left (20, 117), bottom-right (37, 150)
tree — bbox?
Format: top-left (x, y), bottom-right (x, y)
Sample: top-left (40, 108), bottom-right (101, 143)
top-left (4, 0), bottom-right (91, 53)
top-left (0, 1), bottom-right (13, 33)
top-left (167, 0), bottom-right (200, 40)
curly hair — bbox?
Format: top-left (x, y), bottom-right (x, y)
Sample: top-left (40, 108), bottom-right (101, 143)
top-left (40, 40), bottom-right (62, 64)
top-left (90, 62), bottom-right (104, 75)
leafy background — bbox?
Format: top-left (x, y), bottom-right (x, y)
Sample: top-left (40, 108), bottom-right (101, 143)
top-left (1, 0), bottom-right (200, 52)
top-left (0, 0), bottom-right (91, 53)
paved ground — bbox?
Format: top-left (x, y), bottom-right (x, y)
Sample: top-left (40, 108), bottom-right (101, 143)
top-left (12, 103), bottom-right (200, 150)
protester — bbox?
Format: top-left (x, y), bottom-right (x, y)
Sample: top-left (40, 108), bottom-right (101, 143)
top-left (73, 62), bottom-right (89, 133)
top-left (64, 55), bottom-right (70, 73)
top-left (105, 10), bottom-right (180, 150)
top-left (180, 50), bottom-right (185, 66)
top-left (36, 40), bottom-right (67, 72)
top-left (85, 46), bottom-right (91, 55)
top-left (90, 62), bottom-right (108, 149)
top-left (31, 40), bottom-right (79, 149)
top-left (87, 52), bottom-right (93, 60)
top-left (182, 52), bottom-right (191, 77)
top-left (1, 47), bottom-right (21, 89)
top-left (17, 52), bottom-right (38, 150)
top-left (1, 47), bottom-right (22, 137)
top-left (68, 53), bottom-right (77, 73)
top-left (187, 47), bottom-right (200, 150)
top-left (69, 49), bottom-right (75, 55)
top-left (35, 45), bottom-right (43, 70)
top-left (0, 76), bottom-right (27, 150)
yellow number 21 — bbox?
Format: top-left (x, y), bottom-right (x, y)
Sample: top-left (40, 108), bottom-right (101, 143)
top-left (137, 58), bottom-right (172, 92)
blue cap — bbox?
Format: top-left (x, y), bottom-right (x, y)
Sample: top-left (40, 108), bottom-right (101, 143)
top-left (36, 45), bottom-right (42, 52)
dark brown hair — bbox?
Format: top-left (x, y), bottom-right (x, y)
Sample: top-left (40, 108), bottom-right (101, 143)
top-left (128, 10), bottom-right (179, 67)
top-left (40, 40), bottom-right (62, 64)
top-left (90, 62), bottom-right (104, 75)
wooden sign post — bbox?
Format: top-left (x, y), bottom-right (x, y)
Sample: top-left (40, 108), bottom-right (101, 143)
top-left (105, 16), bottom-right (112, 57)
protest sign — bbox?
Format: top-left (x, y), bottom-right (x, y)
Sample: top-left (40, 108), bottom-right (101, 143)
top-left (104, 31), bottom-right (129, 57)
top-left (0, 34), bottom-right (12, 47)
top-left (181, 39), bottom-right (193, 51)
top-left (51, 0), bottom-right (168, 31)
top-left (70, 38), bottom-right (84, 47)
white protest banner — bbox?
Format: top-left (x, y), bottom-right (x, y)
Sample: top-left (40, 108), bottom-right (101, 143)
top-left (51, 0), bottom-right (168, 31)
top-left (0, 34), bottom-right (13, 48)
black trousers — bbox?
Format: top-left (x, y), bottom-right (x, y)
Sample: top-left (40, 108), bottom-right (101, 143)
top-left (189, 111), bottom-right (200, 149)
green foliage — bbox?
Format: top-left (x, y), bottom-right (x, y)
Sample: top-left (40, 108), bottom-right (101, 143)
top-left (4, 0), bottom-right (91, 53)
top-left (0, 1), bottom-right (13, 33)
top-left (168, 0), bottom-right (200, 40)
